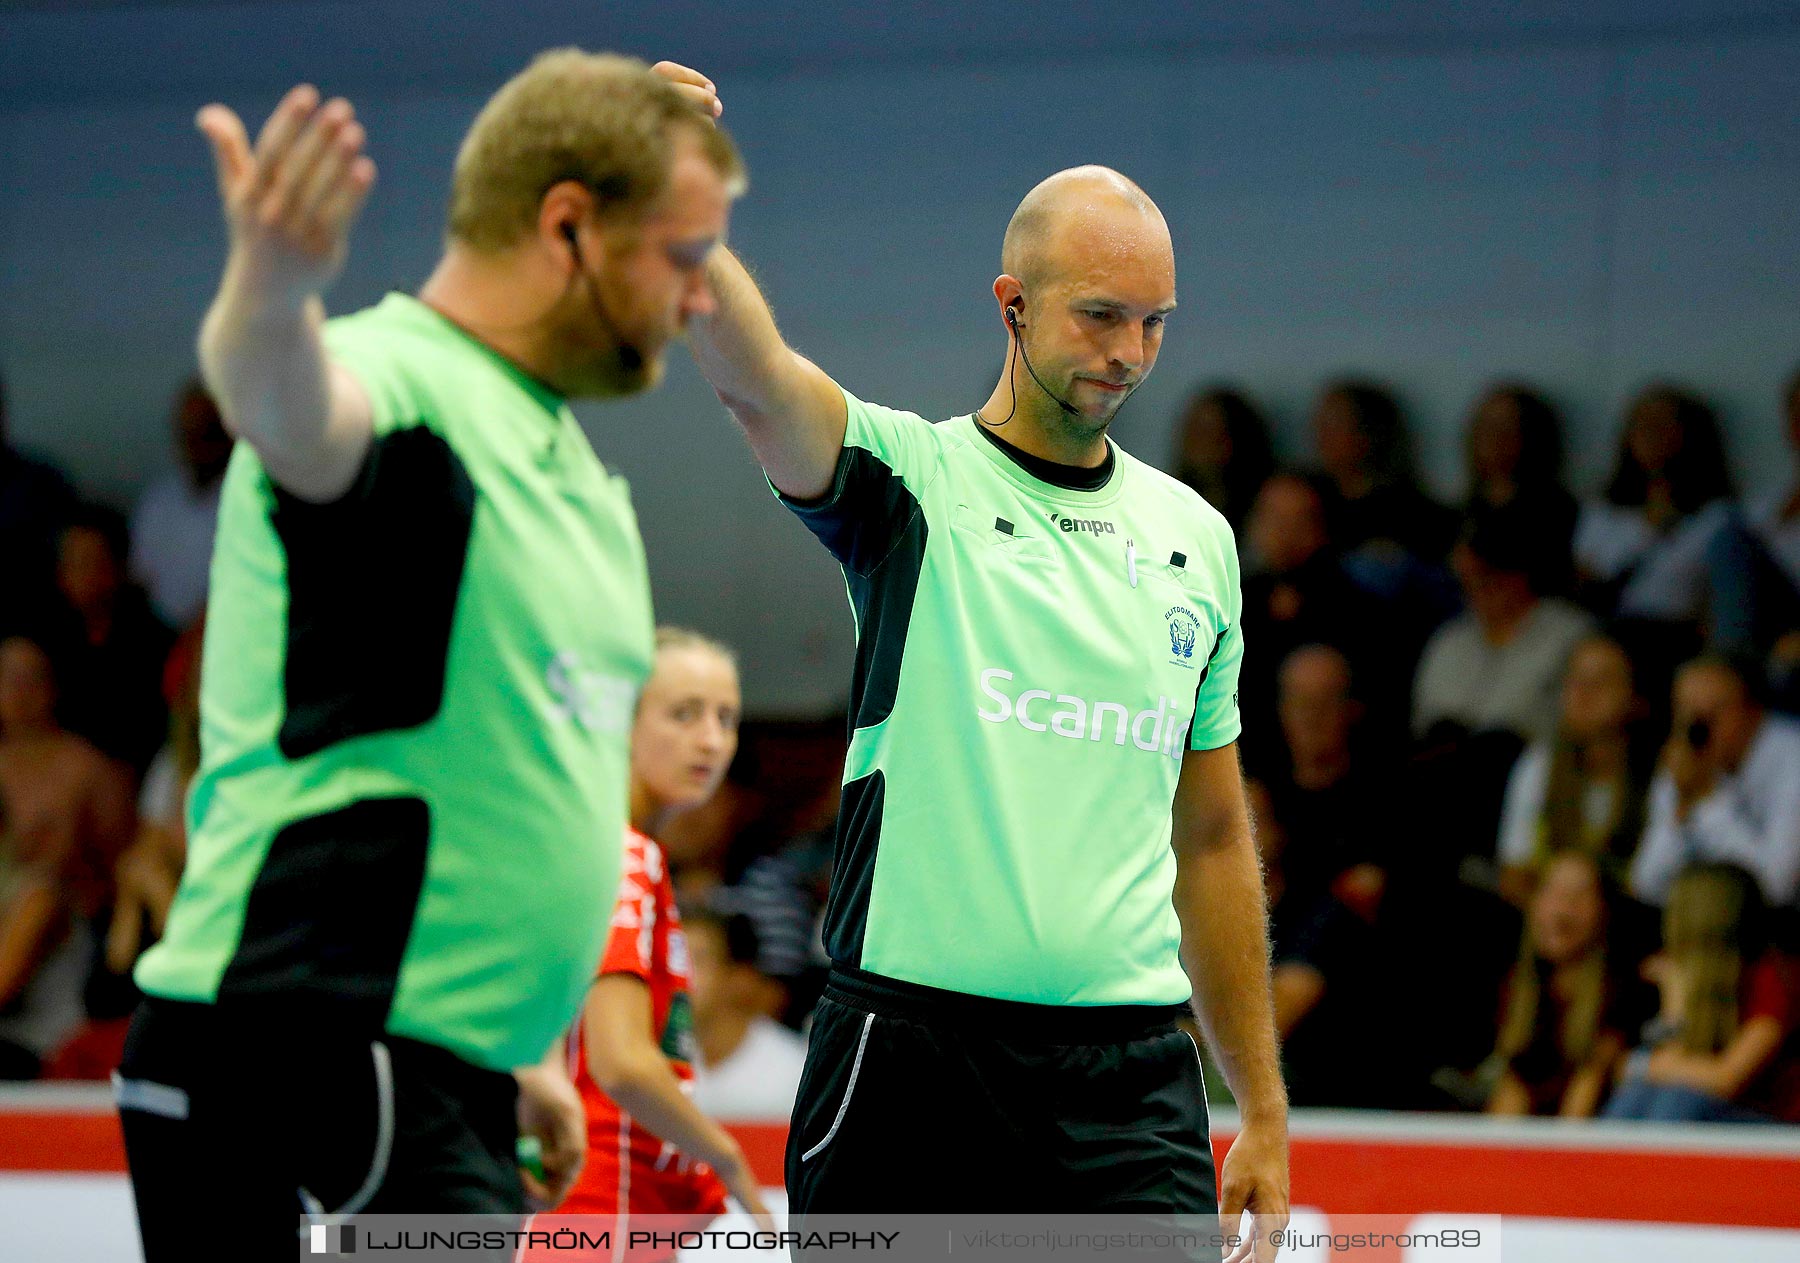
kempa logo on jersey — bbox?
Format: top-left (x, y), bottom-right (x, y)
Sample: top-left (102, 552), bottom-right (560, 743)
top-left (977, 668), bottom-right (1188, 760)
top-left (1048, 511), bottom-right (1116, 535)
top-left (546, 650), bottom-right (638, 734)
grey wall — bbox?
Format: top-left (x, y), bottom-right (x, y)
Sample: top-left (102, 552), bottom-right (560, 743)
top-left (3, 2), bottom-right (1799, 714)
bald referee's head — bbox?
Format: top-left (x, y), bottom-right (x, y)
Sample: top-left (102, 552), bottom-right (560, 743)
top-left (1002, 167), bottom-right (1167, 289)
top-left (990, 167), bottom-right (1176, 437)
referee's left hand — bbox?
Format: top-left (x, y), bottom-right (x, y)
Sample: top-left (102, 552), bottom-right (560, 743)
top-left (515, 1062), bottom-right (587, 1208)
top-left (1219, 1117), bottom-right (1290, 1263)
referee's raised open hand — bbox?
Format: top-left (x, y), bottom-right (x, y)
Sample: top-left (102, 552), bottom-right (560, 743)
top-left (197, 85), bottom-right (377, 307)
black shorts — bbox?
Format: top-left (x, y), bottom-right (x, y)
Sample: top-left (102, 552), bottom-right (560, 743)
top-left (116, 996), bottom-right (524, 1262)
top-left (785, 967), bottom-right (1217, 1213)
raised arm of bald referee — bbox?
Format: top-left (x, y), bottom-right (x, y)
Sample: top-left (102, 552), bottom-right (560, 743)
top-left (686, 245), bottom-right (847, 500)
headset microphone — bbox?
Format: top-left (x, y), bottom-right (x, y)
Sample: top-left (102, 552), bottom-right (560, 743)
top-left (561, 223), bottom-right (645, 376)
top-left (1006, 304), bottom-right (1081, 417)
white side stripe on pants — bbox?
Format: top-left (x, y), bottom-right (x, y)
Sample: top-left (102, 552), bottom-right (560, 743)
top-left (298, 1040), bottom-right (396, 1227)
top-left (112, 1073), bottom-right (190, 1121)
top-left (802, 1012), bottom-right (876, 1163)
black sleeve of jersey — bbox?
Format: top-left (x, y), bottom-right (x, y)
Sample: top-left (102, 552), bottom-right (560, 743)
top-left (269, 425), bottom-right (476, 758)
top-left (778, 445), bottom-right (924, 577)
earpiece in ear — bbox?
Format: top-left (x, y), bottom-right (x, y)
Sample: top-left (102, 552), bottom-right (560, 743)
top-left (1005, 304), bottom-right (1021, 328)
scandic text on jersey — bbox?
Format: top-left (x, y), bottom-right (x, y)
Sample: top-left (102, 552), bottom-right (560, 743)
top-left (976, 668), bottom-right (1189, 760)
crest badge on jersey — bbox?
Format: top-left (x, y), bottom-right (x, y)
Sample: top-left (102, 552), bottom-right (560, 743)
top-left (1165, 606), bottom-right (1203, 668)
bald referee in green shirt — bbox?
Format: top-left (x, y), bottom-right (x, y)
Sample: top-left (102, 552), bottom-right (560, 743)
top-left (657, 65), bottom-right (1289, 1254)
top-left (117, 54), bottom-right (743, 1261)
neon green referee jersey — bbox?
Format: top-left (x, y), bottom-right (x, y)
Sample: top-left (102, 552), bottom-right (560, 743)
top-left (783, 389), bottom-right (1244, 1007)
top-left (136, 294), bottom-right (654, 1071)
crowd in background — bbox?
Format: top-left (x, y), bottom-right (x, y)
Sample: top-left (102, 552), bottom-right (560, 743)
top-left (1180, 372), bottom-right (1800, 1123)
top-left (2, 363), bottom-right (1798, 1125)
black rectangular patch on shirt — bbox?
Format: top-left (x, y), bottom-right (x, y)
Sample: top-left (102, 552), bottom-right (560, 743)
top-left (1169, 551), bottom-right (1187, 568)
top-left (994, 517), bottom-right (1014, 535)
top-left (219, 796), bottom-right (431, 1026)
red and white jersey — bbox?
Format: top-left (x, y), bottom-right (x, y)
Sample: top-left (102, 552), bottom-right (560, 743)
top-left (559, 828), bottom-right (725, 1216)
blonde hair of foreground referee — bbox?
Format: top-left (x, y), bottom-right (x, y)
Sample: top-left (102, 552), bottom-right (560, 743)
top-left (448, 49), bottom-right (746, 251)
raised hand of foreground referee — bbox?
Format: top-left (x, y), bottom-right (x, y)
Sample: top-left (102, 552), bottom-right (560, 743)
top-left (197, 85), bottom-right (376, 305)
top-left (192, 85), bottom-right (379, 502)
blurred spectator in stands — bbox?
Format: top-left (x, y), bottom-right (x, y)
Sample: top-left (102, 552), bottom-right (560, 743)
top-left (0, 635), bottom-right (134, 1077)
top-left (36, 624), bottom-right (207, 1079)
top-left (1415, 503), bottom-right (1594, 749)
top-left (1310, 378), bottom-right (1456, 561)
top-left (1485, 852), bottom-right (1654, 1117)
top-left (1264, 640), bottom-right (1533, 1101)
top-left (660, 726), bottom-right (823, 1027)
top-left (1605, 862), bottom-right (1800, 1123)
top-left (45, 506), bottom-right (173, 774)
top-left (1708, 367), bottom-right (1800, 708)
top-left (720, 859), bottom-right (824, 1029)
top-left (1574, 385), bottom-right (1733, 632)
top-left (0, 369), bottom-right (76, 626)
top-left (1265, 645), bottom-right (1393, 919)
top-left (1631, 655), bottom-right (1800, 912)
top-left (672, 727), bottom-right (841, 1037)
top-left (0, 788), bottom-right (90, 1080)
top-left (1169, 384), bottom-right (1274, 531)
top-left (1463, 383), bottom-right (1578, 596)
top-left (1252, 778), bottom-right (1419, 1108)
top-left (130, 378), bottom-right (231, 630)
top-left (683, 901), bottom-right (808, 1121)
top-left (106, 618), bottom-right (204, 979)
top-left (1238, 471), bottom-right (1397, 771)
top-left (749, 775), bottom-right (837, 923)
top-left (659, 771), bottom-right (765, 906)
top-left (1496, 633), bottom-right (1657, 906)
top-left (0, 635), bottom-right (135, 913)
top-left (1408, 504), bottom-right (1594, 925)
top-left (1309, 380), bottom-right (1461, 714)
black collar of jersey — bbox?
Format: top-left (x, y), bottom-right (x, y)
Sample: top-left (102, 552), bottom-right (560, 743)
top-left (974, 419), bottom-right (1115, 492)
